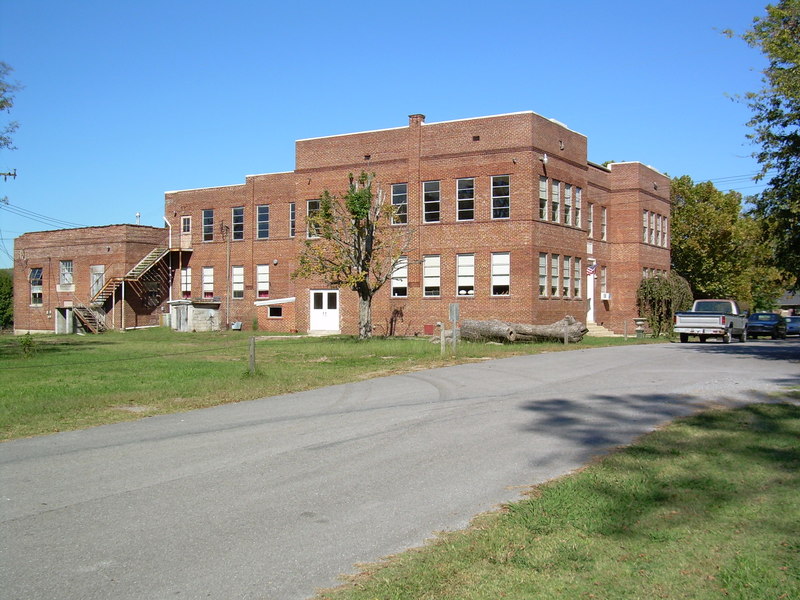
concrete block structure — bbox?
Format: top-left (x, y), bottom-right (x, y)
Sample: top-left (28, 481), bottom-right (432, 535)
top-left (14, 111), bottom-right (671, 335)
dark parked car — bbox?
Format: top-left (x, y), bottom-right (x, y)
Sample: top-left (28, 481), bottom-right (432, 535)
top-left (786, 316), bottom-right (800, 337)
top-left (746, 313), bottom-right (787, 339)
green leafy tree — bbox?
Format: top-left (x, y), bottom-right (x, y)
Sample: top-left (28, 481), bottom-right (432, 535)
top-left (0, 269), bottom-right (13, 329)
top-left (637, 272), bottom-right (693, 337)
top-left (729, 1), bottom-right (800, 286)
top-left (670, 176), bottom-right (784, 307)
top-left (0, 62), bottom-right (21, 151)
top-left (293, 172), bottom-right (411, 339)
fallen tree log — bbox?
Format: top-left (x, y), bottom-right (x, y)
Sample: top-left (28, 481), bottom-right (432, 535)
top-left (461, 316), bottom-right (588, 343)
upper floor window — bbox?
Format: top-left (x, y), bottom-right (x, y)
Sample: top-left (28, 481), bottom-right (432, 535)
top-left (423, 255), bottom-right (441, 296)
top-left (423, 181), bottom-right (440, 223)
top-left (202, 209), bottom-right (214, 241)
top-left (307, 199), bottom-right (321, 237)
top-left (456, 254), bottom-right (475, 296)
top-left (551, 180), bottom-right (561, 223)
top-left (574, 188), bottom-right (582, 229)
top-left (29, 268), bottom-right (43, 305)
top-left (289, 202), bottom-right (296, 237)
top-left (539, 176), bottom-right (548, 220)
top-left (257, 205), bottom-right (270, 239)
top-left (232, 207), bottom-right (244, 240)
top-left (491, 252), bottom-right (510, 296)
top-left (391, 183), bottom-right (408, 225)
top-left (457, 178), bottom-right (475, 221)
top-left (601, 207), bottom-right (608, 241)
top-left (59, 260), bottom-right (73, 285)
top-left (588, 203), bottom-right (594, 238)
top-left (564, 184), bottom-right (572, 225)
top-left (391, 256), bottom-right (408, 297)
top-left (492, 175), bottom-right (510, 219)
top-left (181, 215), bottom-right (191, 234)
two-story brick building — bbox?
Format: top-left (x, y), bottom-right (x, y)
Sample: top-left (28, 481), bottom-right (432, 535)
top-left (14, 111), bottom-right (671, 336)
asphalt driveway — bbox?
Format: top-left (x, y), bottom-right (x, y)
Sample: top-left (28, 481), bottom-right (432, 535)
top-left (1, 340), bottom-right (798, 599)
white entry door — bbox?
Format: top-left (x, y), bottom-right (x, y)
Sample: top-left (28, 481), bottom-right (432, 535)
top-left (309, 290), bottom-right (340, 332)
top-left (586, 263), bottom-right (596, 324)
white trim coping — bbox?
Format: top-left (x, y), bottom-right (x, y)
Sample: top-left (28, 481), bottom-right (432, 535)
top-left (254, 297), bottom-right (296, 307)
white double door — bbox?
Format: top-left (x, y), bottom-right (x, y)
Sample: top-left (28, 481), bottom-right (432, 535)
top-left (309, 290), bottom-right (339, 332)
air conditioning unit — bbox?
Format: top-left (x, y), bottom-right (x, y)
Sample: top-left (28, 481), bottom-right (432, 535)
top-left (600, 292), bottom-right (611, 301)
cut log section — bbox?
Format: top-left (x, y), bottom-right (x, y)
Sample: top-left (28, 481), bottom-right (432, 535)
top-left (460, 316), bottom-right (588, 343)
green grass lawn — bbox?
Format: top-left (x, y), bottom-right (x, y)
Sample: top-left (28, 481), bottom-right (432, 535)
top-left (0, 327), bottom-right (656, 441)
top-left (316, 402), bottom-right (800, 600)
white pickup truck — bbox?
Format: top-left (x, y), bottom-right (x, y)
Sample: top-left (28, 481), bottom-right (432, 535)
top-left (674, 299), bottom-right (748, 344)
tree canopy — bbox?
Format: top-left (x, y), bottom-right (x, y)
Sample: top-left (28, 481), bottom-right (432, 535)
top-left (732, 1), bottom-right (800, 286)
top-left (0, 62), bottom-right (20, 151)
top-left (670, 175), bottom-right (784, 309)
top-left (292, 172), bottom-right (411, 339)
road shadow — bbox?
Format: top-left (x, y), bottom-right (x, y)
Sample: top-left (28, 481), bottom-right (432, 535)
top-left (671, 338), bottom-right (800, 362)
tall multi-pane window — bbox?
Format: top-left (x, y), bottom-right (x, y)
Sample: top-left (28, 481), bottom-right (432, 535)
top-left (574, 188), bottom-right (582, 228)
top-left (456, 254), bottom-right (475, 296)
top-left (573, 258), bottom-right (582, 297)
top-left (539, 176), bottom-right (548, 220)
top-left (539, 253), bottom-right (548, 296)
top-left (662, 217), bottom-right (668, 247)
top-left (656, 215), bottom-right (662, 246)
top-left (457, 178), bottom-right (475, 221)
top-left (550, 254), bottom-right (560, 297)
top-left (202, 267), bottom-right (214, 299)
top-left (289, 203), bottom-right (296, 237)
top-left (256, 265), bottom-right (270, 298)
top-left (562, 256), bottom-right (572, 297)
top-left (181, 216), bottom-right (191, 234)
top-left (650, 212), bottom-right (656, 245)
top-left (564, 184), bottom-right (572, 225)
top-left (601, 266), bottom-right (608, 294)
top-left (391, 183), bottom-right (408, 225)
top-left (491, 175), bottom-right (510, 219)
top-left (202, 209), bottom-right (214, 241)
top-left (232, 207), bottom-right (244, 240)
top-left (491, 252), bottom-right (510, 296)
top-left (423, 255), bottom-right (441, 296)
top-left (423, 181), bottom-right (440, 223)
top-left (588, 203), bottom-right (594, 238)
top-left (551, 180), bottom-right (560, 222)
top-left (307, 199), bottom-right (321, 237)
top-left (231, 266), bottom-right (244, 299)
top-left (601, 207), bottom-right (608, 240)
top-left (29, 268), bottom-right (43, 305)
top-left (59, 260), bottom-right (73, 285)
top-left (180, 267), bottom-right (191, 298)
top-left (643, 210), bottom-right (649, 242)
top-left (257, 205), bottom-right (270, 239)
top-left (391, 256), bottom-right (408, 297)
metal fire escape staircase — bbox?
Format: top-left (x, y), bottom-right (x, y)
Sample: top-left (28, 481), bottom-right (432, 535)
top-left (70, 246), bottom-right (172, 334)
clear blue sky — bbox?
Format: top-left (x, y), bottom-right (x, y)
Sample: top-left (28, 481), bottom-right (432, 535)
top-left (0, 0), bottom-right (771, 269)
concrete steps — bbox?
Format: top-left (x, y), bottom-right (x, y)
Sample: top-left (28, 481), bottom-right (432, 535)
top-left (585, 322), bottom-right (624, 337)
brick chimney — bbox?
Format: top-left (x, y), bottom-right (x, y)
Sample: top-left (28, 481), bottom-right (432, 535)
top-left (408, 114), bottom-right (426, 127)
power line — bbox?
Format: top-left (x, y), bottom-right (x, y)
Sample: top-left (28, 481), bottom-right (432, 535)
top-left (0, 201), bottom-right (88, 229)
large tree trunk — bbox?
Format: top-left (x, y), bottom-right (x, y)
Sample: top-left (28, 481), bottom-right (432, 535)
top-left (461, 316), bottom-right (588, 343)
top-left (358, 294), bottom-right (372, 339)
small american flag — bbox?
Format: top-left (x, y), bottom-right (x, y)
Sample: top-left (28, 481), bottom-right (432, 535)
top-left (586, 264), bottom-right (597, 276)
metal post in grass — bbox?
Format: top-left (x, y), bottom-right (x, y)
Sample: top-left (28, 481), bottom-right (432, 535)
top-left (249, 336), bottom-right (256, 375)
top-left (449, 303), bottom-right (459, 355)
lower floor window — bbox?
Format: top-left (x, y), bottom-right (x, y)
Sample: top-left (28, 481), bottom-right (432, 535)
top-left (491, 252), bottom-right (510, 296)
top-left (268, 305), bottom-right (283, 318)
top-left (232, 266), bottom-right (244, 299)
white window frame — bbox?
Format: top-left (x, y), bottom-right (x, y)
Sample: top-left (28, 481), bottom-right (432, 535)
top-left (59, 260), bottom-right (73, 285)
top-left (564, 184), bottom-right (572, 226)
top-left (550, 253), bottom-right (560, 297)
top-left (391, 183), bottom-right (408, 225)
top-left (574, 187), bottom-right (582, 228)
top-left (202, 209), bottom-right (214, 242)
top-left (573, 258), bottom-right (582, 298)
top-left (231, 266), bottom-right (244, 299)
top-left (181, 215), bottom-right (191, 234)
top-left (180, 267), bottom-right (192, 298)
top-left (551, 180), bottom-right (560, 222)
top-left (539, 253), bottom-right (548, 297)
top-left (29, 268), bottom-right (43, 305)
top-left (202, 266), bottom-right (214, 299)
top-left (391, 256), bottom-right (408, 297)
top-left (289, 202), bottom-right (296, 237)
top-left (491, 252), bottom-right (510, 296)
top-left (588, 203), bottom-right (594, 238)
top-left (539, 176), bottom-right (548, 220)
top-left (232, 207), bottom-right (244, 241)
top-left (423, 255), bottom-right (441, 297)
top-left (423, 181), bottom-right (440, 223)
top-left (257, 205), bottom-right (270, 239)
top-left (562, 256), bottom-right (571, 298)
top-left (601, 207), bottom-right (608, 241)
top-left (457, 178), bottom-right (475, 221)
top-left (256, 265), bottom-right (270, 298)
top-left (456, 254), bottom-right (475, 296)
top-left (491, 175), bottom-right (510, 219)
